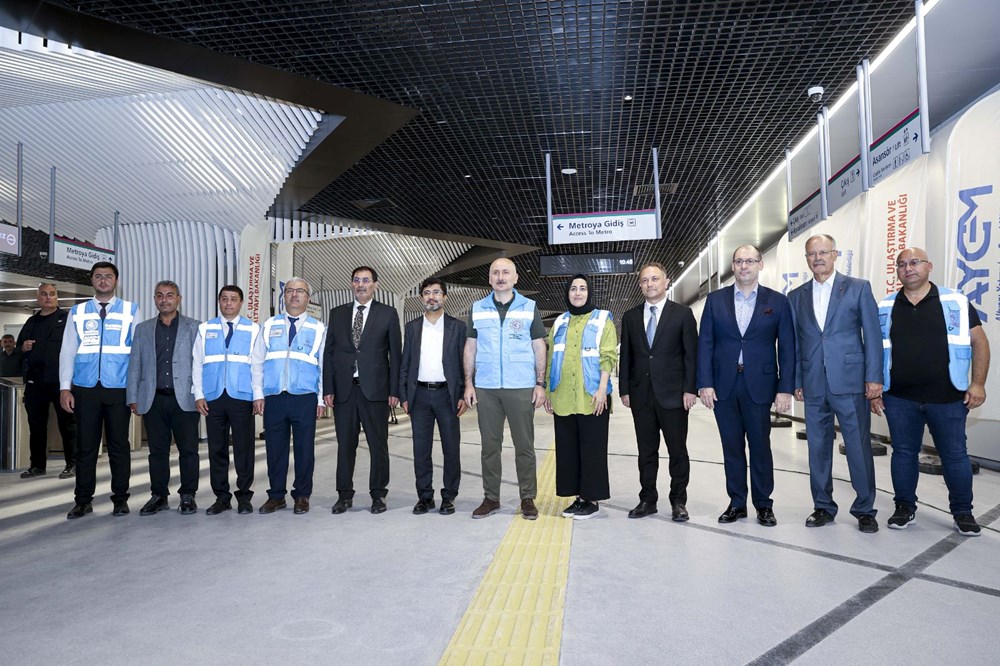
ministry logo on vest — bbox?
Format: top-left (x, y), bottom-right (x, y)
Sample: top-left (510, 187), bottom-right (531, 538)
top-left (509, 319), bottom-right (525, 332)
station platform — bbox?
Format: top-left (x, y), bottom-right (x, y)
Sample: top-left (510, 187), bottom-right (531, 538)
top-left (2, 397), bottom-right (997, 665)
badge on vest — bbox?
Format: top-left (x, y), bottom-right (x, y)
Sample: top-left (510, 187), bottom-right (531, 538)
top-left (948, 309), bottom-right (959, 331)
top-left (269, 327), bottom-right (284, 337)
top-left (84, 320), bottom-right (99, 331)
top-left (205, 331), bottom-right (218, 339)
top-left (105, 323), bottom-right (122, 332)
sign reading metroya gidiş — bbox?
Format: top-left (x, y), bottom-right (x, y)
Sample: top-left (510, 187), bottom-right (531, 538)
top-left (549, 210), bottom-right (659, 245)
top-left (51, 235), bottom-right (114, 269)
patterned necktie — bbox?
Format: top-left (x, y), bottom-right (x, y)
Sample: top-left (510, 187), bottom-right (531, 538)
top-left (353, 305), bottom-right (365, 350)
top-left (646, 305), bottom-right (657, 346)
top-left (99, 302), bottom-right (108, 320)
top-left (288, 317), bottom-right (298, 344)
top-left (225, 321), bottom-right (234, 348)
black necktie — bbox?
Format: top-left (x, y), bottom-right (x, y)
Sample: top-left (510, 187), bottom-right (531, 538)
top-left (99, 303), bottom-right (108, 320)
top-left (288, 317), bottom-right (298, 344)
top-left (353, 305), bottom-right (365, 350)
top-left (225, 321), bottom-right (234, 348)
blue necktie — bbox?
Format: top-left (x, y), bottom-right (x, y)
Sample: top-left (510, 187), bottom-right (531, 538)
top-left (225, 321), bottom-right (234, 348)
top-left (646, 306), bottom-right (657, 347)
top-left (288, 317), bottom-right (298, 344)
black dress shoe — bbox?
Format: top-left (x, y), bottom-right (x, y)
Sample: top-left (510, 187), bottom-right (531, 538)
top-left (439, 499), bottom-right (456, 515)
top-left (371, 497), bottom-right (387, 514)
top-left (757, 507), bottom-right (777, 527)
top-left (178, 495), bottom-right (198, 515)
top-left (206, 499), bottom-right (232, 515)
top-left (806, 509), bottom-right (835, 527)
top-left (718, 505), bottom-right (748, 523)
top-left (293, 497), bottom-right (310, 514)
top-left (237, 500), bottom-right (253, 514)
top-left (59, 464), bottom-right (76, 479)
top-left (628, 501), bottom-right (658, 519)
top-left (112, 500), bottom-right (129, 516)
top-left (671, 504), bottom-right (689, 522)
top-left (413, 498), bottom-right (435, 515)
top-left (258, 498), bottom-right (287, 514)
top-left (857, 514), bottom-right (879, 533)
top-left (140, 495), bottom-right (169, 516)
top-left (331, 498), bottom-right (353, 514)
top-left (20, 467), bottom-right (46, 478)
top-left (66, 503), bottom-right (92, 519)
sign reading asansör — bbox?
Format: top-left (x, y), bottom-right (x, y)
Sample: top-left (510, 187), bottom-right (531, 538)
top-left (549, 209), bottom-right (659, 245)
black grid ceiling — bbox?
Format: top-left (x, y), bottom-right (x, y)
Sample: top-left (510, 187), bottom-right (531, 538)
top-left (51, 0), bottom-right (915, 320)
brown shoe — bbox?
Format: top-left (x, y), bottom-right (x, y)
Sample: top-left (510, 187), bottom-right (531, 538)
top-left (521, 498), bottom-right (539, 520)
top-left (258, 498), bottom-right (287, 514)
top-left (472, 498), bottom-right (501, 519)
top-left (293, 497), bottom-right (310, 514)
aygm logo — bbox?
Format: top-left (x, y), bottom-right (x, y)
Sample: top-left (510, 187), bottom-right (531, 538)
top-left (956, 185), bottom-right (993, 325)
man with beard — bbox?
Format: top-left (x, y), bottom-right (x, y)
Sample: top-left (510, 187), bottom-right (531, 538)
top-left (399, 278), bottom-right (467, 515)
top-left (324, 266), bottom-right (402, 515)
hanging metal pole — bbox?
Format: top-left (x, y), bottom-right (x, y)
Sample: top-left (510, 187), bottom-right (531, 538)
top-left (651, 147), bottom-right (663, 240)
top-left (817, 112), bottom-right (829, 220)
top-left (16, 142), bottom-right (23, 257)
top-left (785, 148), bottom-right (793, 236)
top-left (113, 211), bottom-right (120, 257)
top-left (856, 65), bottom-right (871, 192)
top-left (545, 152), bottom-right (553, 245)
top-left (914, 0), bottom-right (932, 154)
top-left (49, 167), bottom-right (56, 260)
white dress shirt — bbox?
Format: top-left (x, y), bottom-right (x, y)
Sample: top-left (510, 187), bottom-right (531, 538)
top-left (812, 269), bottom-right (838, 332)
top-left (417, 314), bottom-right (447, 382)
top-left (643, 296), bottom-right (667, 332)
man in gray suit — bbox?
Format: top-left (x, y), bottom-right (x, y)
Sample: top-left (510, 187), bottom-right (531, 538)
top-left (127, 280), bottom-right (201, 516)
top-left (788, 234), bottom-right (883, 533)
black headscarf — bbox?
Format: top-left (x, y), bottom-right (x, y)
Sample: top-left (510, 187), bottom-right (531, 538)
top-left (565, 274), bottom-right (596, 316)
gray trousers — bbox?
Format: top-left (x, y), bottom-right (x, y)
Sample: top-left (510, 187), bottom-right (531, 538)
top-left (476, 387), bottom-right (537, 501)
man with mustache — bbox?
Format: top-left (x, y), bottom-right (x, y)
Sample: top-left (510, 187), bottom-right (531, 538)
top-left (788, 234), bottom-right (883, 533)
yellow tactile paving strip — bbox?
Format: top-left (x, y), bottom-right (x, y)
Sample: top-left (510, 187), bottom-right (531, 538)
top-left (440, 448), bottom-right (572, 666)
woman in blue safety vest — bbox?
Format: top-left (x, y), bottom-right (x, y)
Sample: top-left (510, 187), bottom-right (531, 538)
top-left (543, 274), bottom-right (618, 520)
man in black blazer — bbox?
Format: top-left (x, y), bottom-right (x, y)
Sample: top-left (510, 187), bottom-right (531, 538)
top-left (619, 262), bottom-right (698, 521)
top-left (324, 266), bottom-right (402, 515)
top-left (399, 278), bottom-right (467, 515)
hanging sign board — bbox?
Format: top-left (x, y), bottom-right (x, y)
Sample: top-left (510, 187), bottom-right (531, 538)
top-left (51, 235), bottom-right (114, 269)
top-left (788, 191), bottom-right (822, 240)
top-left (827, 156), bottom-right (864, 215)
top-left (0, 222), bottom-right (20, 255)
top-left (549, 209), bottom-right (658, 245)
top-left (870, 109), bottom-right (921, 186)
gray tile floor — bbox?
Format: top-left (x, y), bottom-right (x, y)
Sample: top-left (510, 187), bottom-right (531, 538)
top-left (2, 398), bottom-right (997, 665)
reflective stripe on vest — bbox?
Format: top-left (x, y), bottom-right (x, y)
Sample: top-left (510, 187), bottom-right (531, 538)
top-left (71, 299), bottom-right (137, 388)
top-left (549, 309), bottom-right (613, 395)
top-left (471, 290), bottom-right (536, 389)
top-left (877, 287), bottom-right (972, 391)
top-left (198, 317), bottom-right (260, 402)
top-left (261, 315), bottom-right (324, 396)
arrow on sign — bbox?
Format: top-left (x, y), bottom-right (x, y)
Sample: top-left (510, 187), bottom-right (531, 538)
top-left (557, 223), bottom-right (564, 230)
top-left (913, 132), bottom-right (918, 142)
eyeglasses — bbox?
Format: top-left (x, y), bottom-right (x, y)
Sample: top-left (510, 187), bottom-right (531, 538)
top-left (284, 288), bottom-right (308, 296)
top-left (352, 277), bottom-right (373, 284)
top-left (896, 258), bottom-right (930, 269)
top-left (422, 289), bottom-right (443, 297)
top-left (804, 250), bottom-right (835, 259)
top-left (733, 259), bottom-right (760, 267)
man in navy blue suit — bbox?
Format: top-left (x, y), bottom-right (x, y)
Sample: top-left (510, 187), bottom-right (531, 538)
top-left (698, 245), bottom-right (795, 526)
top-left (788, 234), bottom-right (884, 533)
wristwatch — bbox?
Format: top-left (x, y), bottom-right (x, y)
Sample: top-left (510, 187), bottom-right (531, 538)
top-left (536, 381), bottom-right (546, 389)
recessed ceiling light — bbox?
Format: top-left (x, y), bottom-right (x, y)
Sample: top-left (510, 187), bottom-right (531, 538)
top-left (616, 167), bottom-right (623, 172)
top-left (623, 94), bottom-right (633, 101)
top-left (561, 168), bottom-right (577, 175)
top-left (436, 120), bottom-right (448, 124)
top-left (464, 174), bottom-right (471, 178)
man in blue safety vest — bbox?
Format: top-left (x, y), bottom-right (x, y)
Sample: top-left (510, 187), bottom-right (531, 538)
top-left (870, 247), bottom-right (990, 536)
top-left (192, 285), bottom-right (263, 515)
top-left (59, 261), bottom-right (140, 519)
top-left (253, 277), bottom-right (327, 515)
top-left (464, 257), bottom-right (547, 520)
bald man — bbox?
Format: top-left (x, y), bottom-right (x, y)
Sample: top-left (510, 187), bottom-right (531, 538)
top-left (464, 258), bottom-right (547, 520)
top-left (871, 247), bottom-right (990, 536)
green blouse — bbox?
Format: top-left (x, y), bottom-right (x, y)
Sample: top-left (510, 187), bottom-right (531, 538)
top-left (545, 312), bottom-right (619, 416)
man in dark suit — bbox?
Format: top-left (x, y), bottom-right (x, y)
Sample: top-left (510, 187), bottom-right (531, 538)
top-left (127, 280), bottom-right (201, 516)
top-left (788, 234), bottom-right (883, 533)
top-left (619, 261), bottom-right (698, 521)
top-left (324, 266), bottom-right (402, 515)
top-left (697, 245), bottom-right (795, 526)
top-left (399, 278), bottom-right (467, 515)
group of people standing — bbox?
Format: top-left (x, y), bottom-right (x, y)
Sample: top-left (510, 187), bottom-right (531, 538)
top-left (14, 238), bottom-right (989, 536)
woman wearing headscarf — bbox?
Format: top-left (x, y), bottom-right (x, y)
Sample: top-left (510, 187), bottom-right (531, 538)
top-left (544, 274), bottom-right (618, 519)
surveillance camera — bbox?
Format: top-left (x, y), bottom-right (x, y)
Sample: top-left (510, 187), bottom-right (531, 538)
top-left (678, 261), bottom-right (685, 267)
top-left (807, 85), bottom-right (824, 103)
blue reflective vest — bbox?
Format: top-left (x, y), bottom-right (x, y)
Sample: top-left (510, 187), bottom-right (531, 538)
top-left (471, 290), bottom-right (537, 389)
top-left (70, 298), bottom-right (137, 389)
top-left (261, 314), bottom-right (325, 397)
top-left (549, 309), bottom-right (613, 395)
top-left (877, 286), bottom-right (972, 391)
top-left (198, 316), bottom-right (260, 402)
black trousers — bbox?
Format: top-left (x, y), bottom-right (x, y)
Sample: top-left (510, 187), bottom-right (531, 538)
top-left (335, 382), bottom-right (390, 500)
top-left (144, 392), bottom-right (200, 497)
top-left (631, 397), bottom-right (690, 505)
top-left (553, 411), bottom-right (610, 501)
top-left (409, 385), bottom-right (461, 501)
top-left (73, 383), bottom-right (131, 505)
top-left (206, 391), bottom-right (255, 502)
top-left (263, 391), bottom-right (317, 500)
top-left (24, 381), bottom-right (76, 469)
